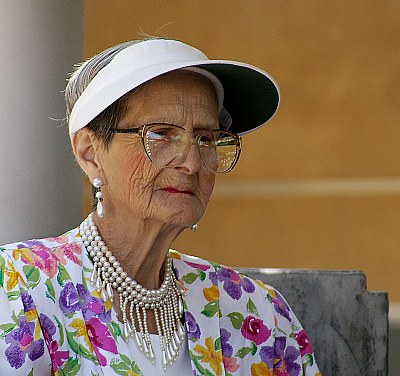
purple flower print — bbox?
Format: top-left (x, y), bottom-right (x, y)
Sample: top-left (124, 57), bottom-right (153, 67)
top-left (5, 316), bottom-right (44, 369)
top-left (59, 282), bottom-right (80, 315)
top-left (76, 283), bottom-right (111, 323)
top-left (241, 315), bottom-right (271, 345)
top-left (220, 328), bottom-right (233, 357)
top-left (21, 291), bottom-right (36, 312)
top-left (39, 313), bottom-right (57, 343)
top-left (211, 268), bottom-right (255, 300)
top-left (260, 337), bottom-right (301, 376)
top-left (220, 329), bottom-right (240, 372)
top-left (184, 311), bottom-right (201, 340)
top-left (37, 314), bottom-right (69, 371)
top-left (271, 291), bottom-right (291, 321)
top-left (17, 240), bottom-right (44, 248)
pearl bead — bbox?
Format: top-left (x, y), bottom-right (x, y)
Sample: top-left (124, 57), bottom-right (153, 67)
top-left (80, 213), bottom-right (183, 369)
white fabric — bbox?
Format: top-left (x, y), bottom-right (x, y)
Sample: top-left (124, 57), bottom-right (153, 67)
top-left (131, 333), bottom-right (192, 375)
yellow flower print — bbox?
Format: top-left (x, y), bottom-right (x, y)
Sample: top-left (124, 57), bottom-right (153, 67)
top-left (91, 290), bottom-right (101, 299)
top-left (254, 279), bottom-right (268, 290)
top-left (266, 287), bottom-right (277, 299)
top-left (168, 249), bottom-right (181, 259)
top-left (5, 261), bottom-right (26, 290)
top-left (34, 321), bottom-right (42, 341)
top-left (12, 247), bottom-right (33, 263)
top-left (203, 285), bottom-right (219, 301)
top-left (193, 337), bottom-right (223, 376)
top-left (25, 309), bottom-right (38, 322)
top-left (251, 361), bottom-right (273, 376)
top-left (70, 318), bottom-right (93, 351)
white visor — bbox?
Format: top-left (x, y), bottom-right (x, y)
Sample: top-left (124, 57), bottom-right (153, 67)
top-left (68, 39), bottom-right (279, 137)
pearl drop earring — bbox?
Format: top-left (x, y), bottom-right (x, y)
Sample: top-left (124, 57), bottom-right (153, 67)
top-left (191, 224), bottom-right (198, 232)
top-left (92, 177), bottom-right (105, 218)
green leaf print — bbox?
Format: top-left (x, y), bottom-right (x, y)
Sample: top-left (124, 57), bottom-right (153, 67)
top-left (23, 265), bottom-right (40, 288)
top-left (246, 298), bottom-right (259, 316)
top-left (235, 346), bottom-right (253, 358)
top-left (7, 291), bottom-right (20, 301)
top-left (182, 272), bottom-right (199, 284)
top-left (109, 321), bottom-right (121, 340)
top-left (110, 360), bottom-right (130, 375)
top-left (189, 351), bottom-right (207, 375)
top-left (304, 353), bottom-right (314, 366)
top-left (227, 312), bottom-right (244, 329)
top-left (45, 278), bottom-right (56, 302)
top-left (66, 330), bottom-right (99, 364)
top-left (0, 255), bottom-right (5, 288)
top-left (58, 357), bottom-right (81, 376)
top-left (201, 300), bottom-right (219, 317)
top-left (110, 355), bottom-right (143, 375)
top-left (54, 315), bottom-right (65, 346)
top-left (57, 264), bottom-right (72, 286)
top-left (0, 322), bottom-right (16, 335)
top-left (214, 337), bottom-right (221, 351)
top-left (251, 342), bottom-right (257, 356)
top-left (209, 260), bottom-right (220, 269)
top-left (199, 270), bottom-right (207, 281)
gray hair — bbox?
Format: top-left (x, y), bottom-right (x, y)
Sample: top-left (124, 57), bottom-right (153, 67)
top-left (65, 39), bottom-right (144, 147)
top-left (65, 39), bottom-right (145, 208)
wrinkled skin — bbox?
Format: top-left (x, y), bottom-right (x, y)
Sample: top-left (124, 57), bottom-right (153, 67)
top-left (73, 71), bottom-right (218, 298)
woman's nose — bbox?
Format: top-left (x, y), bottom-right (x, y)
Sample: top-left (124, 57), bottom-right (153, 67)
top-left (176, 143), bottom-right (202, 174)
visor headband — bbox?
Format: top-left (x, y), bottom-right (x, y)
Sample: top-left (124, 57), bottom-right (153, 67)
top-left (68, 39), bottom-right (232, 137)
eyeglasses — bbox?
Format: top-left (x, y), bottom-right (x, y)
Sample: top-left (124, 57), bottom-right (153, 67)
top-left (112, 123), bottom-right (242, 173)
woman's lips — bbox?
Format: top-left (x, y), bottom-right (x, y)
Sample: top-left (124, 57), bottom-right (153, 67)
top-left (161, 187), bottom-right (194, 195)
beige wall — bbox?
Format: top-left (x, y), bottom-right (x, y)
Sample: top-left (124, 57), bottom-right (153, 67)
top-left (84, 1), bottom-right (400, 302)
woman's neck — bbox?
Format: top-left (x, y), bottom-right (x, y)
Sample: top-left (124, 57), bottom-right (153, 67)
top-left (92, 211), bottom-right (183, 290)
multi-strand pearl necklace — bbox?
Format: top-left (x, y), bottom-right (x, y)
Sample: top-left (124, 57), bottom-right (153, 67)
top-left (80, 213), bottom-right (186, 370)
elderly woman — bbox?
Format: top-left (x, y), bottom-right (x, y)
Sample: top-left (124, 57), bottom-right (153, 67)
top-left (0, 38), bottom-right (320, 375)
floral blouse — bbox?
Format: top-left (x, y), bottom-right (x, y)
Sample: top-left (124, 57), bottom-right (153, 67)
top-left (0, 227), bottom-right (321, 375)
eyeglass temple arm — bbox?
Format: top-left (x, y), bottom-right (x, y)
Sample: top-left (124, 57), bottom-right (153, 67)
top-left (112, 128), bottom-right (141, 133)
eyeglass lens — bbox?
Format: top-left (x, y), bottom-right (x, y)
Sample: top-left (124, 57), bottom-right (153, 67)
top-left (144, 124), bottom-right (239, 173)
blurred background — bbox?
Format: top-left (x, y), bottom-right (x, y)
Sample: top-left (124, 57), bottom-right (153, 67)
top-left (84, 0), bottom-right (399, 302)
top-left (84, 3), bottom-right (400, 372)
top-left (1, 0), bottom-right (399, 373)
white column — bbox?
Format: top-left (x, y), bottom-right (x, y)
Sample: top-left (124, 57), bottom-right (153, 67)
top-left (0, 1), bottom-right (84, 244)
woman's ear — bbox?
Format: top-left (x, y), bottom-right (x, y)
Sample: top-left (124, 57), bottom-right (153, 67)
top-left (72, 128), bottom-right (102, 179)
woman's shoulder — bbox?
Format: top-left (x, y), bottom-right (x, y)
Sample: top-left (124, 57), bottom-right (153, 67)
top-left (170, 249), bottom-right (278, 294)
top-left (1, 227), bottom-right (80, 250)
top-left (0, 227), bottom-right (82, 277)
top-left (171, 250), bottom-right (305, 331)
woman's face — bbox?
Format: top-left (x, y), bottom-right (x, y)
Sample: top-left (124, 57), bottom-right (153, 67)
top-left (96, 70), bottom-right (219, 228)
